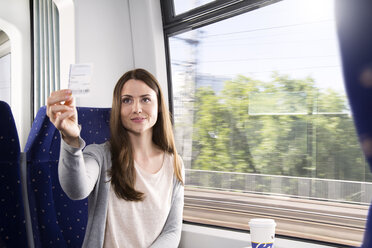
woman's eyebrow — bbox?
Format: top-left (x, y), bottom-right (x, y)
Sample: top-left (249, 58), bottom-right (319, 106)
top-left (121, 93), bottom-right (154, 98)
top-left (140, 94), bottom-right (152, 97)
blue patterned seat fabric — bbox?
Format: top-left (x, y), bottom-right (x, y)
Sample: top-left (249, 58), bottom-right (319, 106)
top-left (25, 106), bottom-right (111, 248)
top-left (0, 101), bottom-right (28, 247)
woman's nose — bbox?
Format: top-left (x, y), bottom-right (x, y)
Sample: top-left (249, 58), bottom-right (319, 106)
top-left (133, 100), bottom-right (142, 113)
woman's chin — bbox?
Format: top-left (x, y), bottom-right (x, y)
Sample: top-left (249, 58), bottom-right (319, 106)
top-left (127, 127), bottom-right (152, 136)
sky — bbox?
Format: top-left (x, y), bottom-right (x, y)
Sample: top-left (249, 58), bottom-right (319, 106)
top-left (170, 0), bottom-right (345, 93)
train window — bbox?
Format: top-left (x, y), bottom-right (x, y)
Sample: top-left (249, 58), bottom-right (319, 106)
top-left (0, 30), bottom-right (11, 105)
top-left (162, 0), bottom-right (370, 246)
top-left (173, 0), bottom-right (215, 15)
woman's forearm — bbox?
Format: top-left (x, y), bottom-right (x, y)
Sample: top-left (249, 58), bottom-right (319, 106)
top-left (58, 137), bottom-right (99, 200)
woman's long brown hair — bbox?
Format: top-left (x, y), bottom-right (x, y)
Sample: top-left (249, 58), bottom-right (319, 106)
top-left (109, 68), bottom-right (184, 201)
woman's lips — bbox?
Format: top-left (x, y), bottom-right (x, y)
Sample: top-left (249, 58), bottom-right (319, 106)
top-left (131, 117), bottom-right (145, 123)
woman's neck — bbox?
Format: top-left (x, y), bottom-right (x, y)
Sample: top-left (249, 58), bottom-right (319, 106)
top-left (128, 130), bottom-right (164, 173)
top-left (128, 130), bottom-right (159, 159)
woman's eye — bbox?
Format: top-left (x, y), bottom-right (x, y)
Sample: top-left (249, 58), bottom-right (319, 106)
top-left (142, 98), bottom-right (151, 103)
top-left (122, 98), bottom-right (132, 104)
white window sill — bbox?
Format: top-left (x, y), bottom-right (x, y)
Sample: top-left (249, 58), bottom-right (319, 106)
top-left (180, 223), bottom-right (338, 248)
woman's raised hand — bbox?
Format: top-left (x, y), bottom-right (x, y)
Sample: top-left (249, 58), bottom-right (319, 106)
top-left (47, 89), bottom-right (80, 147)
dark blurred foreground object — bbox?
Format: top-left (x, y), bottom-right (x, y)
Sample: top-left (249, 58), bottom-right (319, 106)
top-left (336, 1), bottom-right (372, 247)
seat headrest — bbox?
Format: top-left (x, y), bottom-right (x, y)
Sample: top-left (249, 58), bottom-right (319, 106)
top-left (0, 101), bottom-right (20, 162)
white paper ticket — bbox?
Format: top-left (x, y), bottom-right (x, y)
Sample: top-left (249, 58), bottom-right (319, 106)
top-left (68, 63), bottom-right (93, 95)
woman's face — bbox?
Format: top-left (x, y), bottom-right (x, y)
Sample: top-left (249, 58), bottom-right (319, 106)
top-left (120, 79), bottom-right (158, 136)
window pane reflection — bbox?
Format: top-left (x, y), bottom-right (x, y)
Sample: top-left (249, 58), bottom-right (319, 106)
top-left (169, 0), bottom-right (372, 204)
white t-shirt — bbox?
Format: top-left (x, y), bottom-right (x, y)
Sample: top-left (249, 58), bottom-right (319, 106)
top-left (103, 153), bottom-right (174, 248)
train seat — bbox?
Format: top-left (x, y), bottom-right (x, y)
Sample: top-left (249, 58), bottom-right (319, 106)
top-left (0, 101), bottom-right (28, 247)
top-left (25, 106), bottom-right (110, 247)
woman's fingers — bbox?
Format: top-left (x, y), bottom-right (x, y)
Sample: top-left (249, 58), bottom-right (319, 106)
top-left (47, 89), bottom-right (72, 106)
top-left (46, 89), bottom-right (80, 142)
top-left (47, 89), bottom-right (73, 119)
top-left (64, 93), bottom-right (76, 108)
top-left (48, 105), bottom-right (74, 122)
top-left (54, 108), bottom-right (76, 130)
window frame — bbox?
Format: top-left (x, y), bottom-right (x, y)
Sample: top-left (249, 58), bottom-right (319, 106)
top-left (161, 0), bottom-right (282, 34)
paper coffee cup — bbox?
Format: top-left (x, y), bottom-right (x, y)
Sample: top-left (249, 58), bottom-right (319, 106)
top-left (249, 218), bottom-right (276, 248)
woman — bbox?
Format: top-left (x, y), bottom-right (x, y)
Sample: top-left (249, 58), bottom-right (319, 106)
top-left (47, 68), bottom-right (184, 248)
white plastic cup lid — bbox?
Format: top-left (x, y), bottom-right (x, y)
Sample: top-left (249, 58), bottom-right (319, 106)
top-left (249, 218), bottom-right (276, 228)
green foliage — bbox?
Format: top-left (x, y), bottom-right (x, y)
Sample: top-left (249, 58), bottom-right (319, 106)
top-left (191, 73), bottom-right (369, 181)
